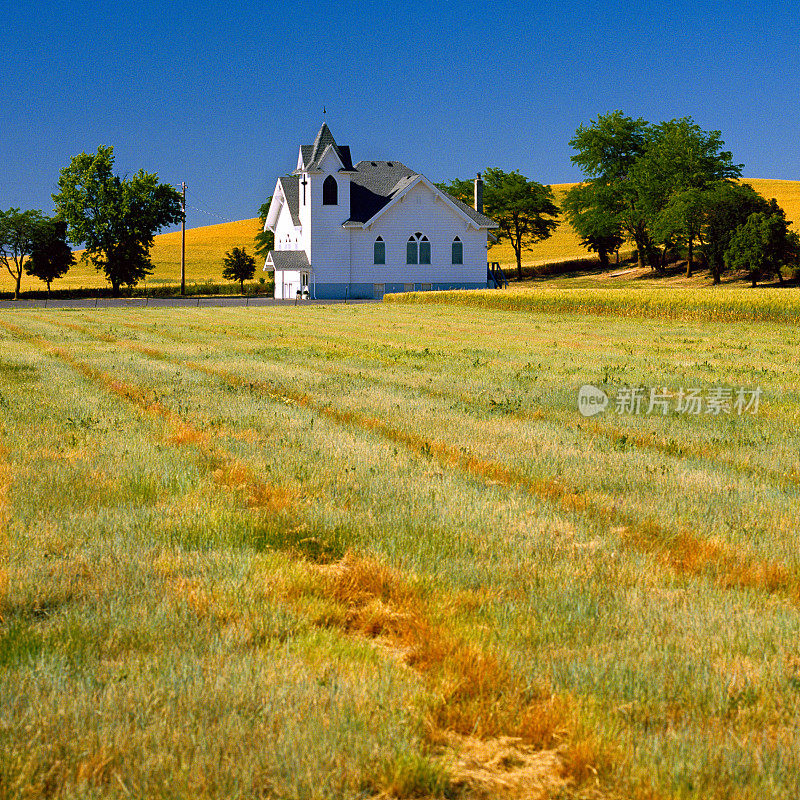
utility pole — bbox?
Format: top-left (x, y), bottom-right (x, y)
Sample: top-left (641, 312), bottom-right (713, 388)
top-left (180, 182), bottom-right (187, 296)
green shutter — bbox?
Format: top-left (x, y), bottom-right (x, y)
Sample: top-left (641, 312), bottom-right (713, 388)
top-left (452, 240), bottom-right (463, 264)
top-left (407, 241), bottom-right (418, 264)
top-left (374, 240), bottom-right (386, 264)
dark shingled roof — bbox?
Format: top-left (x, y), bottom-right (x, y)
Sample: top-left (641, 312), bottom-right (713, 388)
top-left (265, 250), bottom-right (310, 270)
top-left (299, 123), bottom-right (355, 172)
top-left (348, 160), bottom-right (419, 223)
top-left (277, 175), bottom-right (300, 226)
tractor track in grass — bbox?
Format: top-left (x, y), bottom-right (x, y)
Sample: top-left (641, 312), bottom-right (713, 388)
top-left (25, 314), bottom-right (800, 607)
top-left (0, 319), bottom-right (303, 523)
top-left (0, 317), bottom-right (623, 799)
top-left (104, 315), bottom-right (800, 492)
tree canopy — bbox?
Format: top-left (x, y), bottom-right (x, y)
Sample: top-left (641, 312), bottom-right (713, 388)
top-left (566, 111), bottom-right (748, 277)
top-left (482, 168), bottom-right (559, 281)
top-left (725, 202), bottom-right (800, 286)
top-left (0, 208), bottom-right (45, 299)
top-left (53, 146), bottom-right (182, 295)
top-left (25, 218), bottom-right (74, 295)
top-left (254, 199), bottom-right (275, 261)
top-left (434, 178), bottom-right (473, 206)
top-left (560, 182), bottom-right (623, 269)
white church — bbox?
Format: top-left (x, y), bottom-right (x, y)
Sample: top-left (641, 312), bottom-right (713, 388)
top-left (263, 124), bottom-right (498, 300)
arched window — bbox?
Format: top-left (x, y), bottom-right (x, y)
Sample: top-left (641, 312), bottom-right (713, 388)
top-left (451, 236), bottom-right (463, 265)
top-left (407, 232), bottom-right (430, 265)
top-left (322, 175), bottom-right (338, 206)
top-left (374, 236), bottom-right (386, 265)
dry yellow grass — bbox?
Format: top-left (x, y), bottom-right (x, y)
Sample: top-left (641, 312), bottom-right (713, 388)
top-left (747, 178), bottom-right (800, 226)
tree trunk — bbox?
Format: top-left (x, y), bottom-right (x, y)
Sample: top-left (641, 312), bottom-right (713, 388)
top-left (515, 244), bottom-right (522, 281)
top-left (598, 244), bottom-right (609, 270)
top-left (686, 239), bottom-right (693, 278)
top-left (46, 281), bottom-right (51, 298)
top-left (240, 279), bottom-right (244, 294)
top-left (710, 254), bottom-right (721, 284)
top-left (751, 272), bottom-right (757, 288)
top-left (777, 267), bottom-right (784, 287)
top-left (14, 271), bottom-right (21, 300)
top-left (112, 282), bottom-right (120, 297)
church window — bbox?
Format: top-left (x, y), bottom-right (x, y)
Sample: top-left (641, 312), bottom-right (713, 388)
top-left (374, 237), bottom-right (386, 264)
top-left (407, 232), bottom-right (430, 264)
top-left (451, 237), bottom-right (463, 264)
top-left (407, 236), bottom-right (418, 264)
top-left (322, 175), bottom-right (338, 205)
top-left (419, 235), bottom-right (431, 264)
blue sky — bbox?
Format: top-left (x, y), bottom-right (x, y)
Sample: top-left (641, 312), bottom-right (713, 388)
top-left (1, 0), bottom-right (798, 229)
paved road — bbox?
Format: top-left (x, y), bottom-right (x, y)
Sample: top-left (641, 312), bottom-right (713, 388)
top-left (0, 297), bottom-right (378, 311)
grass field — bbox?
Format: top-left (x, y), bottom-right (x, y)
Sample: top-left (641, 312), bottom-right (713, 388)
top-left (3, 179), bottom-right (798, 297)
top-left (2, 301), bottom-right (800, 798)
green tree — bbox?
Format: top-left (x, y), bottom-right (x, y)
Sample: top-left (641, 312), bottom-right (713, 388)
top-left (0, 208), bottom-right (44, 299)
top-left (222, 247), bottom-right (256, 293)
top-left (53, 146), bottom-right (182, 295)
top-left (25, 218), bottom-right (74, 296)
top-left (699, 182), bottom-right (771, 284)
top-left (561, 182), bottom-right (623, 269)
top-left (434, 178), bottom-right (474, 206)
top-left (482, 168), bottom-right (559, 281)
top-left (725, 203), bottom-right (800, 286)
top-left (254, 198), bottom-right (275, 261)
top-left (568, 111), bottom-right (653, 269)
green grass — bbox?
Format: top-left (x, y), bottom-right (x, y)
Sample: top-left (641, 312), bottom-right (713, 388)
top-left (1, 303), bottom-right (800, 798)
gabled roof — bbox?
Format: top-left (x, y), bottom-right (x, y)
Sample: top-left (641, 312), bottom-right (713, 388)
top-left (265, 250), bottom-right (311, 271)
top-left (270, 126), bottom-right (498, 234)
top-left (278, 176), bottom-right (301, 227)
top-left (297, 123), bottom-right (354, 172)
top-left (265, 175), bottom-right (301, 232)
top-left (346, 162), bottom-right (497, 229)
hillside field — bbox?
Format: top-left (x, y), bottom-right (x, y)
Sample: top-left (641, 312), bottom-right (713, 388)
top-left (3, 179), bottom-right (797, 296)
top-left (2, 301), bottom-right (800, 799)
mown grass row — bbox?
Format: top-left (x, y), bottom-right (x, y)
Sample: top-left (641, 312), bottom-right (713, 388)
top-left (385, 285), bottom-right (800, 323)
top-left (2, 304), bottom-right (800, 799)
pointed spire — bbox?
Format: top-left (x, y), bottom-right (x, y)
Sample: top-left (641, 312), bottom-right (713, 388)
top-left (311, 123), bottom-right (337, 162)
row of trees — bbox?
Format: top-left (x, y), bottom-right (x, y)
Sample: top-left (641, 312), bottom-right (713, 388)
top-left (4, 121), bottom-right (798, 297)
top-left (562, 112), bottom-right (799, 285)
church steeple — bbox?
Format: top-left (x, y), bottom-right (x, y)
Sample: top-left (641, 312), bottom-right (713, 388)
top-left (296, 124), bottom-right (355, 173)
